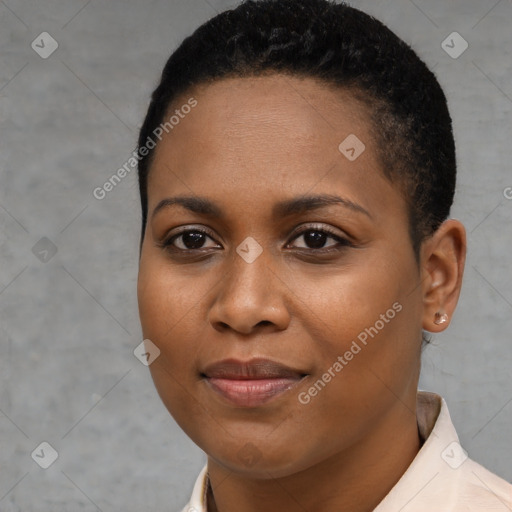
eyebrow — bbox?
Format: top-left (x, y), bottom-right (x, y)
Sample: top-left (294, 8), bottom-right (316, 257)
top-left (151, 194), bottom-right (372, 220)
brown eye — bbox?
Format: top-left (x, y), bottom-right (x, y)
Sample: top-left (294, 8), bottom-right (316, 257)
top-left (296, 230), bottom-right (332, 249)
top-left (289, 225), bottom-right (352, 251)
top-left (163, 228), bottom-right (220, 251)
top-left (176, 231), bottom-right (209, 249)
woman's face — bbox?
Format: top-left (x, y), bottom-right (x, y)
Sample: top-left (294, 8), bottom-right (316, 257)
top-left (137, 74), bottom-right (425, 477)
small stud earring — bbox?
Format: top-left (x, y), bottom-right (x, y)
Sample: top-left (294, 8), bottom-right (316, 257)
top-left (434, 312), bottom-right (449, 325)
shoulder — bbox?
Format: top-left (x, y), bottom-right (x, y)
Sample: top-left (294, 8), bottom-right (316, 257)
top-left (374, 391), bottom-right (512, 511)
top-left (456, 457), bottom-right (512, 510)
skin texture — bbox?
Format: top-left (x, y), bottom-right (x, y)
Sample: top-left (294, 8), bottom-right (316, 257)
top-left (137, 74), bottom-right (466, 512)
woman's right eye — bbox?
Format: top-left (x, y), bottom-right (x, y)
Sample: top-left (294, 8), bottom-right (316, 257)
top-left (161, 228), bottom-right (221, 251)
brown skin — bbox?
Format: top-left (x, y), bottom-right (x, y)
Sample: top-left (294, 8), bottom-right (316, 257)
top-left (137, 74), bottom-right (466, 512)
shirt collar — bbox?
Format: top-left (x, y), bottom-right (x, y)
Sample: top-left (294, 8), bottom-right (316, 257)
top-left (373, 390), bottom-right (461, 510)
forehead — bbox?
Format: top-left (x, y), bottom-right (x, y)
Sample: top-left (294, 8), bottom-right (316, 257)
top-left (178, 73), bottom-right (373, 144)
top-left (147, 74), bottom-right (405, 224)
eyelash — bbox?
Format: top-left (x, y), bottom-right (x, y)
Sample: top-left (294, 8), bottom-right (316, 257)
top-left (158, 224), bottom-right (354, 255)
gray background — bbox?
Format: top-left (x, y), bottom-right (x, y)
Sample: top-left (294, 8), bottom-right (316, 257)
top-left (0, 0), bottom-right (511, 510)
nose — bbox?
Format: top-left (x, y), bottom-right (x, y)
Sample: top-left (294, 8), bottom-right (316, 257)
top-left (208, 247), bottom-right (291, 335)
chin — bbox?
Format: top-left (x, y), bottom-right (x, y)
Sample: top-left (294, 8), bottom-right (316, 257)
top-left (206, 441), bottom-right (318, 480)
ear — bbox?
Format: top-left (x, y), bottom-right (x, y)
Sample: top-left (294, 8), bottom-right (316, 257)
top-left (420, 219), bottom-right (467, 333)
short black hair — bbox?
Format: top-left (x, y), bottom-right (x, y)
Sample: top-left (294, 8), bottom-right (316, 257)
top-left (137, 0), bottom-right (456, 266)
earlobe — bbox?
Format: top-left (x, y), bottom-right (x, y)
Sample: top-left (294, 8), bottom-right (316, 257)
top-left (421, 219), bottom-right (467, 333)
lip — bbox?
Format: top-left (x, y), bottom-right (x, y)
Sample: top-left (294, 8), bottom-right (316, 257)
top-left (202, 358), bottom-right (308, 407)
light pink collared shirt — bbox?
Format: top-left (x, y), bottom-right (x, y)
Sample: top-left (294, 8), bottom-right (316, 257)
top-left (179, 391), bottom-right (512, 511)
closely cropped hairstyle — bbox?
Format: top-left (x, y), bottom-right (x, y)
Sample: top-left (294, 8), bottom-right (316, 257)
top-left (137, 0), bottom-right (456, 265)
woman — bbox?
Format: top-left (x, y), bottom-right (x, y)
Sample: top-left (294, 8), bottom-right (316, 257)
top-left (136, 0), bottom-right (512, 510)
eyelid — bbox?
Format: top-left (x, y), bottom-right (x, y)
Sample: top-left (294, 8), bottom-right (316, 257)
top-left (160, 225), bottom-right (221, 248)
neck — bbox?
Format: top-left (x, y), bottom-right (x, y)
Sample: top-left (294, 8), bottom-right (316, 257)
top-left (206, 400), bottom-right (422, 512)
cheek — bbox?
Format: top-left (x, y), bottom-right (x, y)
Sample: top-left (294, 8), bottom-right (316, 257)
top-left (137, 259), bottom-right (209, 428)
top-left (291, 261), bottom-right (403, 344)
top-left (138, 256), bottom-right (207, 339)
top-left (137, 258), bottom-right (203, 395)
top-left (286, 289), bottom-right (419, 462)
top-left (292, 260), bottom-right (420, 400)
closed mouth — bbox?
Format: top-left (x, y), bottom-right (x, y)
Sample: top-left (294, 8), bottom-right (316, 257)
top-left (201, 357), bottom-right (309, 407)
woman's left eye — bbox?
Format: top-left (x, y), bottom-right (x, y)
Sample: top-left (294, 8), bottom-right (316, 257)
top-left (288, 227), bottom-right (351, 250)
